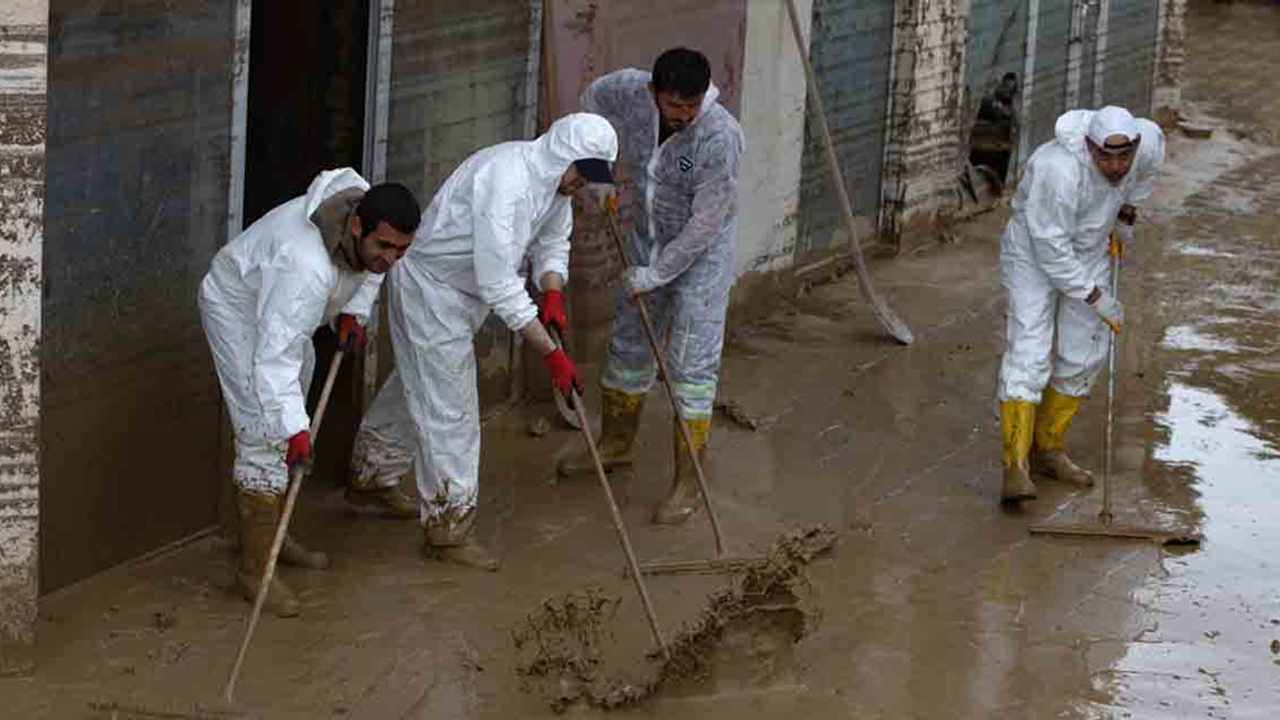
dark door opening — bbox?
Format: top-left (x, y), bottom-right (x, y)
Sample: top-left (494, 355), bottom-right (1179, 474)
top-left (242, 0), bottom-right (371, 491)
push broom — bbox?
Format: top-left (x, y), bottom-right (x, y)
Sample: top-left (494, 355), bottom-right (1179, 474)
top-left (1030, 230), bottom-right (1201, 545)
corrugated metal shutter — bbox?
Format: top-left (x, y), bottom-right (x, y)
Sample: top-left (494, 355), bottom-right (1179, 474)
top-left (1025, 0), bottom-right (1074, 151)
top-left (1101, 0), bottom-right (1160, 113)
top-left (795, 0), bottom-right (895, 260)
top-left (965, 0), bottom-right (1026, 110)
top-left (384, 1), bottom-right (539, 410)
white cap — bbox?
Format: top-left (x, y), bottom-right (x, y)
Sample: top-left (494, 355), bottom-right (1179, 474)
top-left (1087, 106), bottom-right (1140, 148)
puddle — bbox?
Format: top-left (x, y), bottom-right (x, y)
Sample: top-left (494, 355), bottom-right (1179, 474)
top-left (1090, 381), bottom-right (1280, 717)
top-left (1160, 325), bottom-right (1239, 354)
top-left (1174, 244), bottom-right (1238, 259)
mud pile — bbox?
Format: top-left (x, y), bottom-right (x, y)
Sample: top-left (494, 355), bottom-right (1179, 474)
top-left (513, 525), bottom-right (837, 712)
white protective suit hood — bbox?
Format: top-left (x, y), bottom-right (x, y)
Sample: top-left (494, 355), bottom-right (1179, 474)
top-left (1053, 109), bottom-right (1162, 176)
top-left (530, 112), bottom-right (620, 190)
top-left (401, 112), bottom-right (618, 333)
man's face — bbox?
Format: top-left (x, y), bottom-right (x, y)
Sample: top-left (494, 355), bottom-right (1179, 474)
top-left (996, 79), bottom-right (1018, 103)
top-left (1086, 135), bottom-right (1140, 187)
top-left (558, 164), bottom-right (586, 197)
top-left (650, 85), bottom-right (704, 134)
top-left (353, 217), bottom-right (414, 274)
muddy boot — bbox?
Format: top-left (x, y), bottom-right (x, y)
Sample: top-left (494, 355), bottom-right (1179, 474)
top-left (1032, 387), bottom-right (1096, 488)
top-left (236, 489), bottom-right (300, 618)
top-left (344, 484), bottom-right (419, 519)
top-left (423, 510), bottom-right (499, 572)
top-left (653, 416), bottom-right (710, 525)
top-left (1000, 400), bottom-right (1037, 504)
top-left (280, 534), bottom-right (330, 569)
top-left (557, 388), bottom-right (645, 478)
top-left (223, 532), bottom-right (328, 568)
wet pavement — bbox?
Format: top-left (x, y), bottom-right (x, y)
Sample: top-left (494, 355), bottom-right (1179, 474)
top-left (7, 4), bottom-right (1280, 718)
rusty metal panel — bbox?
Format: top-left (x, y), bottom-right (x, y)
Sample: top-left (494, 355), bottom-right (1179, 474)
top-left (384, 0), bottom-right (540, 409)
top-left (0, 8), bottom-right (46, 676)
top-left (543, 0), bottom-right (747, 347)
top-left (795, 0), bottom-right (895, 259)
top-left (41, 1), bottom-right (235, 590)
top-left (1102, 0), bottom-right (1159, 113)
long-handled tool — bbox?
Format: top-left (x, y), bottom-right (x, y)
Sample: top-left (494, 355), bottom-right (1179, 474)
top-left (93, 352), bottom-right (348, 719)
top-left (783, 0), bottom-right (913, 346)
top-left (564, 382), bottom-right (671, 660)
top-left (1030, 236), bottom-right (1201, 545)
top-left (549, 326), bottom-right (582, 428)
top-left (602, 206), bottom-right (767, 576)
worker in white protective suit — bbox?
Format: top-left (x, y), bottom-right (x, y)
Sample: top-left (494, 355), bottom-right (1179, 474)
top-left (998, 106), bottom-right (1164, 504)
top-left (349, 113), bottom-right (619, 570)
top-left (556, 48), bottom-right (744, 526)
top-left (199, 169), bottom-right (422, 616)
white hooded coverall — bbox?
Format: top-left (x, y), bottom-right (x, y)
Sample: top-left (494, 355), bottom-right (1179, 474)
top-left (350, 114), bottom-right (619, 524)
top-left (998, 110), bottom-right (1165, 402)
top-left (580, 69), bottom-right (744, 420)
top-left (199, 168), bottom-right (386, 495)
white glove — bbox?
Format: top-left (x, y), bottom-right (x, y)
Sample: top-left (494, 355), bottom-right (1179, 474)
top-left (1090, 288), bottom-right (1124, 333)
top-left (622, 266), bottom-right (663, 296)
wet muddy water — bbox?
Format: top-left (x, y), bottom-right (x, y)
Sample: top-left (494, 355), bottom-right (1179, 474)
top-left (7, 4), bottom-right (1280, 719)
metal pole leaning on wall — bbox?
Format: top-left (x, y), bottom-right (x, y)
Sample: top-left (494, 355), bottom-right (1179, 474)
top-left (783, 0), bottom-right (914, 345)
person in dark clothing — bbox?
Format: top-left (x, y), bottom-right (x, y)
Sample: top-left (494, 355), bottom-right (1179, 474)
top-left (969, 73), bottom-right (1020, 186)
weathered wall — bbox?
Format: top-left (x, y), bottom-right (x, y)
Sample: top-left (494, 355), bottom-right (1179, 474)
top-left (41, 1), bottom-right (235, 591)
top-left (0, 0), bottom-right (46, 677)
top-left (734, 0), bottom-right (810, 281)
top-left (1152, 0), bottom-right (1186, 125)
top-left (881, 0), bottom-right (970, 248)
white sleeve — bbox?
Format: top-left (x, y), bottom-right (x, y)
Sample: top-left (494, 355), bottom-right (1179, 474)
top-left (1128, 120), bottom-right (1165, 205)
top-left (472, 186), bottom-right (538, 331)
top-left (338, 271), bottom-right (384, 324)
top-left (531, 196), bottom-right (573, 289)
top-left (254, 265), bottom-right (330, 439)
top-left (1024, 162), bottom-right (1093, 300)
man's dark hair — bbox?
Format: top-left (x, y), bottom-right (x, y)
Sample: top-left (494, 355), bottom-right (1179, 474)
top-left (357, 182), bottom-right (421, 237)
top-left (652, 48), bottom-right (712, 97)
top-left (1001, 72), bottom-right (1018, 84)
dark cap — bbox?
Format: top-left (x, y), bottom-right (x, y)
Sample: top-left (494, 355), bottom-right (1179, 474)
top-left (573, 158), bottom-right (614, 185)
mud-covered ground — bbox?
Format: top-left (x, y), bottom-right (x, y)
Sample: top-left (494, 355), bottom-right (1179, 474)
top-left (6, 3), bottom-right (1280, 718)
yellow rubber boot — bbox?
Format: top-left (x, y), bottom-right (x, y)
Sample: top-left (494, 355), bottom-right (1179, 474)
top-left (1032, 387), bottom-right (1096, 487)
top-left (1001, 401), bottom-right (1037, 504)
top-left (557, 387), bottom-right (646, 478)
top-left (236, 489), bottom-right (300, 618)
top-left (653, 416), bottom-right (710, 525)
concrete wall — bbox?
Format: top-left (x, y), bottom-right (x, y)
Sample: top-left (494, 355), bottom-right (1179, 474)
top-left (881, 0), bottom-right (970, 248)
top-left (734, 0), bottom-right (811, 288)
top-left (0, 0), bottom-right (46, 678)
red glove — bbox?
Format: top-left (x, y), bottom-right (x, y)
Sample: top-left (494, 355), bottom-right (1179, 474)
top-left (538, 288), bottom-right (568, 336)
top-left (285, 431), bottom-right (312, 469)
top-left (542, 348), bottom-right (582, 399)
top-left (336, 314), bottom-right (367, 353)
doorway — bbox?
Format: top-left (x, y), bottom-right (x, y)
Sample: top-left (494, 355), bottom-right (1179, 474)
top-left (241, 0), bottom-right (372, 490)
